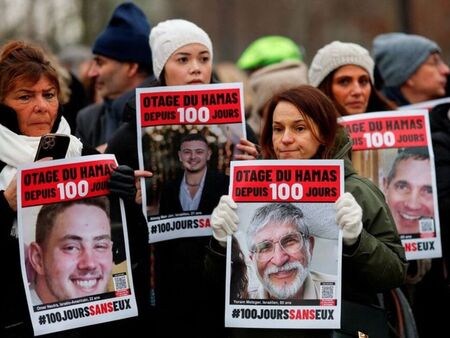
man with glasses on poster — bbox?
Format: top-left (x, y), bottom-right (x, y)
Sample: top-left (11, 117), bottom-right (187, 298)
top-left (246, 203), bottom-right (334, 300)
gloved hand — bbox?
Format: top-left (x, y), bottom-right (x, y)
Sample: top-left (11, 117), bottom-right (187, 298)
top-left (108, 165), bottom-right (136, 202)
top-left (335, 192), bottom-right (363, 246)
top-left (211, 195), bottom-right (239, 246)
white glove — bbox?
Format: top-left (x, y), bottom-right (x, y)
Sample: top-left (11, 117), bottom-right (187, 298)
top-left (211, 195), bottom-right (239, 246)
top-left (335, 192), bottom-right (363, 246)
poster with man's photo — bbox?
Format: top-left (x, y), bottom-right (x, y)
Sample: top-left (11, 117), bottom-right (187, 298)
top-left (17, 155), bottom-right (138, 335)
top-left (225, 160), bottom-right (343, 329)
top-left (136, 83), bottom-right (246, 243)
top-left (339, 110), bottom-right (442, 260)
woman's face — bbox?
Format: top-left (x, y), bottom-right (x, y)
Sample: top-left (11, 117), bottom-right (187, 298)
top-left (271, 101), bottom-right (322, 160)
top-left (331, 65), bottom-right (371, 115)
top-left (164, 43), bottom-right (212, 86)
top-left (3, 76), bottom-right (58, 136)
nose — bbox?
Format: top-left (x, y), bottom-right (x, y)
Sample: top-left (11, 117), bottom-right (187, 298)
top-left (350, 82), bottom-right (363, 95)
top-left (33, 95), bottom-right (50, 113)
top-left (439, 62), bottom-right (450, 76)
top-left (78, 249), bottom-right (97, 270)
top-left (87, 62), bottom-right (99, 78)
top-left (190, 60), bottom-right (201, 74)
top-left (270, 242), bottom-right (290, 266)
top-left (404, 190), bottom-right (422, 210)
top-left (281, 129), bottom-right (294, 144)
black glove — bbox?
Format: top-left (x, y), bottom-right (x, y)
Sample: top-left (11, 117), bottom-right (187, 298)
top-left (108, 165), bottom-right (136, 201)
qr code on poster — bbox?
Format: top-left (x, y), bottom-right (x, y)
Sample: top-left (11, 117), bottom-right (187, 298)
top-left (320, 282), bottom-right (335, 299)
top-left (419, 218), bottom-right (434, 233)
top-left (113, 273), bottom-right (128, 291)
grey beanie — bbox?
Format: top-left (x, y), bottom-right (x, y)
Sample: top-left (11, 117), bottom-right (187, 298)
top-left (372, 32), bottom-right (440, 87)
top-left (308, 41), bottom-right (374, 87)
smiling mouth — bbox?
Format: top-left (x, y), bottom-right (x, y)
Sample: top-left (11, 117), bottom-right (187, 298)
top-left (270, 268), bottom-right (297, 279)
top-left (399, 212), bottom-right (422, 221)
top-left (72, 278), bottom-right (101, 290)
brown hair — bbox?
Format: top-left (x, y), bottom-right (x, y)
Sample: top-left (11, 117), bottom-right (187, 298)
top-left (260, 85), bottom-right (339, 159)
top-left (35, 197), bottom-right (110, 245)
top-left (0, 40), bottom-right (60, 102)
top-left (230, 236), bottom-right (249, 300)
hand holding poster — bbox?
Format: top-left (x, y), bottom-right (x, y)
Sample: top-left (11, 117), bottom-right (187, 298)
top-left (17, 155), bottom-right (137, 335)
top-left (136, 83), bottom-right (247, 243)
top-left (339, 110), bottom-right (442, 260)
top-left (225, 160), bottom-right (343, 329)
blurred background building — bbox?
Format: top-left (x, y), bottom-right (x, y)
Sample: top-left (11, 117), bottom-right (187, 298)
top-left (0, 0), bottom-right (448, 65)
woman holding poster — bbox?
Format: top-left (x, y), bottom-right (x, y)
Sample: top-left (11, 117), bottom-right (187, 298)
top-left (0, 40), bottom-right (146, 337)
top-left (106, 18), bottom-right (259, 338)
top-left (209, 86), bottom-right (407, 337)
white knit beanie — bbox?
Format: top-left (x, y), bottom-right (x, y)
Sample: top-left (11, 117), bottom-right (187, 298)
top-left (149, 19), bottom-right (213, 80)
top-left (308, 41), bottom-right (374, 87)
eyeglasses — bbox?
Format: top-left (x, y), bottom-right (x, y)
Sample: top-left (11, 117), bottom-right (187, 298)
top-left (424, 54), bottom-right (447, 68)
top-left (251, 231), bottom-right (306, 262)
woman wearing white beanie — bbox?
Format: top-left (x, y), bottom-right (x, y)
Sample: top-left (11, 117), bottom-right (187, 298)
top-left (309, 41), bottom-right (392, 115)
top-left (107, 18), bottom-right (259, 338)
top-left (150, 18), bottom-right (214, 85)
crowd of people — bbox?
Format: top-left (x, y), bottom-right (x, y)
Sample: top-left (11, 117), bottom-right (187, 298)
top-left (1, 1), bottom-right (449, 337)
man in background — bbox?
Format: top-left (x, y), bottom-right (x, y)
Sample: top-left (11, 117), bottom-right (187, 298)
top-left (76, 2), bottom-right (154, 152)
top-left (372, 32), bottom-right (449, 107)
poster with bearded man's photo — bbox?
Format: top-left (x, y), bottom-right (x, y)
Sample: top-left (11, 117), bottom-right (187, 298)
top-left (225, 160), bottom-right (343, 329)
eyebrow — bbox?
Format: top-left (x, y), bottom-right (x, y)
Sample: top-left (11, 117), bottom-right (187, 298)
top-left (273, 118), bottom-right (305, 123)
top-left (335, 74), bottom-right (368, 78)
top-left (15, 86), bottom-right (56, 93)
top-left (60, 234), bottom-right (111, 242)
top-left (174, 52), bottom-right (191, 56)
top-left (394, 179), bottom-right (408, 183)
top-left (174, 50), bottom-right (210, 57)
top-left (181, 148), bottom-right (207, 151)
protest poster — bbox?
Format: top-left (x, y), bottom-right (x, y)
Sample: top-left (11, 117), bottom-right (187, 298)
top-left (339, 110), bottom-right (442, 260)
top-left (135, 83), bottom-right (246, 243)
top-left (225, 160), bottom-right (343, 329)
top-left (17, 154), bottom-right (137, 335)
